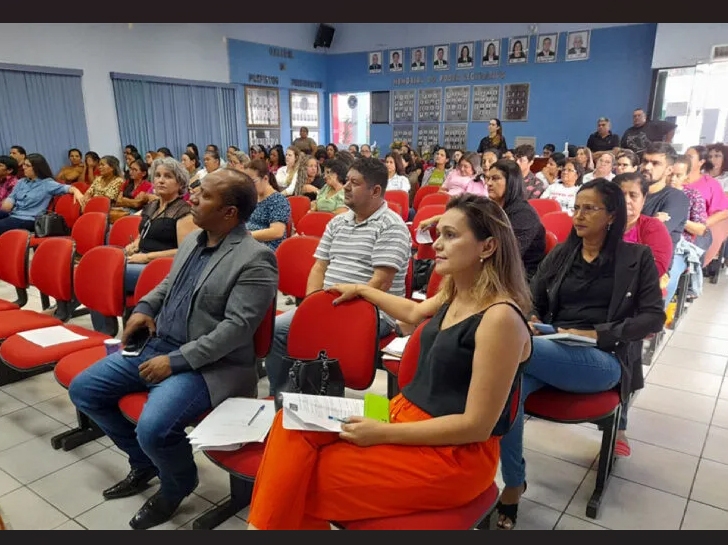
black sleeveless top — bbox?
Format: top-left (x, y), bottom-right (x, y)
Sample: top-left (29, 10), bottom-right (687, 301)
top-left (138, 198), bottom-right (191, 254)
top-left (402, 301), bottom-right (532, 419)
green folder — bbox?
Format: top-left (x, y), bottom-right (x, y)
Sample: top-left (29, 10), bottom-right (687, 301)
top-left (363, 394), bottom-right (390, 424)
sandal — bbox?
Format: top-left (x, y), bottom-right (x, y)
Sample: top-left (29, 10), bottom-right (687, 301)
top-left (615, 439), bottom-right (632, 459)
top-left (496, 482), bottom-right (527, 530)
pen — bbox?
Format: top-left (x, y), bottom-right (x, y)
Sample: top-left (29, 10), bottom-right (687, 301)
top-left (247, 405), bottom-right (265, 426)
top-left (328, 416), bottom-right (349, 424)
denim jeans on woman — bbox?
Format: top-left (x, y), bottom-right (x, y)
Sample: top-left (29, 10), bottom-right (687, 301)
top-left (500, 337), bottom-right (622, 489)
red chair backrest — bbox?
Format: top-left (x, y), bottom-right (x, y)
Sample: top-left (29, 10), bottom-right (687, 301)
top-left (387, 201), bottom-right (403, 217)
top-left (398, 320), bottom-right (429, 390)
top-left (544, 231), bottom-right (559, 255)
top-left (419, 192), bottom-right (450, 209)
top-left (288, 291), bottom-right (379, 391)
top-left (29, 238), bottom-right (76, 302)
top-left (411, 204), bottom-right (447, 251)
top-left (74, 246), bottom-right (126, 317)
top-left (254, 299), bottom-right (277, 359)
top-left (0, 230), bottom-right (30, 289)
top-left (71, 182), bottom-right (89, 193)
top-left (53, 194), bottom-right (81, 230)
top-left (71, 212), bottom-right (108, 256)
top-left (296, 212), bottom-right (334, 238)
top-left (413, 186), bottom-right (441, 210)
top-left (108, 215), bottom-right (142, 248)
top-left (275, 236), bottom-right (320, 300)
top-left (528, 199), bottom-right (561, 218)
top-left (405, 259), bottom-right (414, 299)
top-left (130, 257), bottom-right (174, 307)
top-left (384, 191), bottom-right (409, 222)
top-left (426, 269), bottom-right (444, 299)
top-left (84, 196), bottom-right (111, 215)
top-left (288, 196), bottom-right (312, 232)
top-left (541, 212), bottom-right (573, 243)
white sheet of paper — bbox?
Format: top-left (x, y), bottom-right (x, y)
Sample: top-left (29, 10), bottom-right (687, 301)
top-left (382, 336), bottom-right (410, 357)
top-left (187, 398), bottom-right (276, 451)
top-left (17, 326), bottom-right (89, 348)
top-left (281, 393), bottom-right (365, 433)
top-left (411, 291), bottom-right (427, 301)
top-left (415, 228), bottom-right (434, 245)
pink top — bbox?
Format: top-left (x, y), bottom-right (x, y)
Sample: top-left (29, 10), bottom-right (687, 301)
top-left (442, 171), bottom-right (488, 198)
top-left (0, 175), bottom-right (18, 202)
top-left (686, 174), bottom-right (728, 217)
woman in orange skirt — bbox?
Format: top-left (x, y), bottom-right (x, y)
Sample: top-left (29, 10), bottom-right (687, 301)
top-left (248, 196), bottom-right (534, 530)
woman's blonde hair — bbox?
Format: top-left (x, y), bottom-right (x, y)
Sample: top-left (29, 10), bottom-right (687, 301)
top-left (285, 146), bottom-right (302, 187)
top-left (437, 194), bottom-right (532, 315)
top-left (292, 155), bottom-right (320, 196)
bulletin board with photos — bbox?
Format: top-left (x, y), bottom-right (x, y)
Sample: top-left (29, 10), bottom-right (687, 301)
top-left (417, 124), bottom-right (441, 153)
top-left (444, 86), bottom-right (470, 123)
top-left (245, 86), bottom-right (280, 128)
top-left (502, 83), bottom-right (530, 122)
top-left (471, 85), bottom-right (501, 122)
top-left (418, 88), bottom-right (443, 123)
top-left (248, 129), bottom-right (281, 150)
top-left (443, 124), bottom-right (468, 151)
top-left (392, 89), bottom-right (417, 124)
top-left (392, 125), bottom-right (414, 145)
top-left (290, 91), bottom-right (319, 128)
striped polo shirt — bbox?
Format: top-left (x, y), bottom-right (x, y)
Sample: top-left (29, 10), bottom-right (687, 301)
top-left (315, 202), bottom-right (412, 320)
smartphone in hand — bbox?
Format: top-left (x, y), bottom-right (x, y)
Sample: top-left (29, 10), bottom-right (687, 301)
top-left (532, 323), bottom-right (557, 336)
top-left (122, 327), bottom-right (152, 357)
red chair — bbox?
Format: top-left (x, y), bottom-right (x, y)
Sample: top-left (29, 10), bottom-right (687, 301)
top-left (296, 212), bottom-right (334, 238)
top-left (413, 186), bottom-right (441, 211)
top-left (108, 215), bottom-right (142, 248)
top-left (525, 388), bottom-right (622, 520)
top-left (419, 192), bottom-right (450, 209)
top-left (71, 182), bottom-right (89, 194)
top-left (69, 212), bottom-right (109, 257)
top-left (387, 201), bottom-right (403, 217)
top-left (0, 230), bottom-right (31, 312)
top-left (528, 199), bottom-right (561, 219)
top-left (0, 246), bottom-right (126, 378)
top-left (192, 290), bottom-right (380, 530)
top-left (83, 196), bottom-right (111, 215)
top-left (29, 194), bottom-right (81, 248)
top-left (124, 257), bottom-right (174, 319)
top-left (276, 236), bottom-right (320, 304)
top-left (384, 190), bottom-right (410, 222)
top-left (544, 231), bottom-right (559, 255)
top-left (541, 212), bottom-right (573, 243)
top-left (411, 204), bottom-right (446, 254)
top-left (288, 196), bottom-right (311, 233)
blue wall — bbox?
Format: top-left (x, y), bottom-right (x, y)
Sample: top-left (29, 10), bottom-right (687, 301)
top-left (228, 39), bottom-right (328, 150)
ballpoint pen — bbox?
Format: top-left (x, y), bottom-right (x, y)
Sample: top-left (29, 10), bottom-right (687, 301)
top-left (328, 416), bottom-right (348, 424)
top-left (247, 405), bottom-right (265, 426)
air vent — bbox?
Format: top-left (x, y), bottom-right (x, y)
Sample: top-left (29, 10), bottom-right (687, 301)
top-left (711, 44), bottom-right (728, 62)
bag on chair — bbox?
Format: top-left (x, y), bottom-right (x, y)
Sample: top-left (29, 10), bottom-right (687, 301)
top-left (34, 213), bottom-right (70, 238)
top-left (274, 351), bottom-right (345, 411)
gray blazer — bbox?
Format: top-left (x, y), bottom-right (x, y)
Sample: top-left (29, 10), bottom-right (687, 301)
top-left (140, 225), bottom-right (278, 407)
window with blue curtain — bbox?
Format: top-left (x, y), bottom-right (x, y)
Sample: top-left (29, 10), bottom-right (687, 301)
top-left (111, 73), bottom-right (240, 159)
top-left (0, 64), bottom-right (89, 174)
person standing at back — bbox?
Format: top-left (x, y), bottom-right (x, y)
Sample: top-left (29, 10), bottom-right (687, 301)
top-left (621, 109), bottom-right (677, 157)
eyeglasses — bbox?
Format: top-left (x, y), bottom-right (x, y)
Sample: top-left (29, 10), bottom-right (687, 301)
top-left (573, 205), bottom-right (605, 215)
top-left (562, 168), bottom-right (577, 174)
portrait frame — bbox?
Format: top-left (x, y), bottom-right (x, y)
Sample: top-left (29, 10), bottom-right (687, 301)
top-left (388, 49), bottom-right (404, 73)
top-left (481, 39), bottom-right (501, 67)
top-left (566, 30), bottom-right (591, 62)
top-left (248, 129), bottom-right (280, 150)
top-left (502, 83), bottom-right (531, 123)
top-left (535, 33), bottom-right (558, 64)
top-left (507, 36), bottom-right (529, 65)
top-left (245, 86), bottom-right (280, 128)
top-left (289, 90), bottom-right (319, 129)
top-left (456, 42), bottom-right (475, 70)
top-left (410, 47), bottom-right (426, 72)
top-left (368, 51), bottom-right (383, 74)
top-left (433, 44), bottom-right (450, 71)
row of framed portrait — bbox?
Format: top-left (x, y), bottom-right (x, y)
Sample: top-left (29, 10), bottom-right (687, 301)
top-left (244, 86), bottom-right (320, 129)
top-left (367, 30), bottom-right (591, 74)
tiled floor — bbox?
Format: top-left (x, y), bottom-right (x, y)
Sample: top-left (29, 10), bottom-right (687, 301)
top-left (1, 281), bottom-right (728, 530)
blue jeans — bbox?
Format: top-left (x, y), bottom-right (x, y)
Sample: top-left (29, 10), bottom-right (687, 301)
top-left (665, 254), bottom-right (688, 309)
top-left (125, 263), bottom-right (147, 294)
top-left (0, 215), bottom-right (35, 235)
top-left (68, 337), bottom-right (211, 501)
top-left (265, 308), bottom-right (394, 397)
top-left (500, 337), bottom-right (622, 488)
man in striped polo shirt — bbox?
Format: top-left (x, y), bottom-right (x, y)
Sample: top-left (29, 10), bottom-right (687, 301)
top-left (266, 157), bottom-right (412, 397)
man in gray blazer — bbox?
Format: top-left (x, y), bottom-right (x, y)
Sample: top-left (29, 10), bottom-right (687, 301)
top-left (69, 169), bottom-right (278, 530)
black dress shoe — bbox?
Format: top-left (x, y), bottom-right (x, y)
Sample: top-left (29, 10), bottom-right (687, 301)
top-left (103, 468), bottom-right (158, 500)
top-left (129, 491), bottom-right (184, 530)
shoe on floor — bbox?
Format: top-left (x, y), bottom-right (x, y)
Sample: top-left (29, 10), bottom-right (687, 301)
top-left (615, 439), bottom-right (632, 459)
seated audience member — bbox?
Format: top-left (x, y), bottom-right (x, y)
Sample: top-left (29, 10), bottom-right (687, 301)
top-left (0, 156), bottom-right (19, 203)
top-left (335, 150), bottom-right (357, 167)
top-left (314, 148), bottom-right (328, 168)
top-left (264, 158), bottom-right (412, 397)
top-left (79, 151), bottom-right (101, 185)
top-left (685, 145), bottom-right (728, 229)
top-left (81, 155), bottom-right (125, 209)
top-left (448, 150), bottom-right (465, 171)
top-left (9, 146), bottom-right (26, 169)
top-left (284, 156), bottom-right (324, 200)
top-left (482, 148), bottom-right (502, 174)
top-left (124, 158), bottom-right (196, 294)
top-left (442, 153), bottom-right (487, 198)
top-left (268, 145), bottom-right (285, 176)
top-left (113, 159), bottom-right (153, 216)
top-left (536, 152), bottom-right (566, 187)
top-left (203, 145), bottom-right (226, 168)
top-left (360, 144), bottom-right (373, 159)
top-left (575, 146), bottom-right (595, 174)
top-left (276, 147), bottom-right (301, 191)
top-left (156, 147), bottom-right (173, 159)
top-left (200, 150), bottom-right (222, 182)
top-left (226, 146), bottom-right (239, 163)
top-left (616, 150), bottom-right (640, 175)
top-left (249, 145), bottom-right (268, 164)
top-left (421, 148), bottom-right (452, 188)
top-left (583, 152), bottom-right (616, 183)
top-left (124, 149), bottom-right (142, 178)
top-left (244, 159), bottom-right (291, 251)
top-left (542, 144), bottom-right (556, 159)
top-left (0, 154), bottom-right (84, 234)
top-left (312, 159), bottom-right (349, 215)
top-left (348, 144), bottom-right (360, 156)
top-left (326, 144), bottom-right (339, 160)
top-left (227, 150), bottom-right (251, 172)
top-left (707, 143), bottom-right (728, 189)
top-left (246, 195), bottom-right (532, 531)
top-left (497, 179), bottom-right (665, 530)
top-left (56, 148), bottom-right (85, 183)
top-left (69, 169), bottom-right (279, 531)
top-left (540, 158), bottom-right (584, 215)
top-left (671, 155), bottom-right (710, 249)
top-left (143, 151), bottom-right (156, 167)
top-left (385, 151), bottom-right (411, 193)
top-left (292, 127), bottom-right (317, 156)
top-left (515, 145), bottom-right (546, 200)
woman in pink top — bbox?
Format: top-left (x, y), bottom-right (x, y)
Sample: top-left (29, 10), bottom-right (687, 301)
top-left (685, 146), bottom-right (728, 229)
top-left (441, 153), bottom-right (487, 197)
top-left (0, 156), bottom-right (19, 203)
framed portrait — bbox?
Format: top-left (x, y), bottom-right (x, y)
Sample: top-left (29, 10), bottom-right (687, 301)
top-left (535, 34), bottom-right (558, 63)
top-left (456, 42), bottom-right (474, 69)
top-left (502, 83), bottom-right (530, 122)
top-left (482, 39), bottom-right (501, 67)
top-left (566, 30), bottom-right (591, 61)
top-left (388, 49), bottom-right (404, 72)
top-left (410, 47), bottom-right (426, 72)
top-left (290, 90), bottom-right (319, 129)
top-left (433, 44), bottom-right (450, 71)
top-left (508, 36), bottom-right (529, 65)
top-left (368, 51), bottom-right (383, 74)
top-left (245, 86), bottom-right (280, 128)
top-left (248, 129), bottom-right (280, 150)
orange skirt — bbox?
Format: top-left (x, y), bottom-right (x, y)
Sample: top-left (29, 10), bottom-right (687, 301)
top-left (248, 395), bottom-right (500, 530)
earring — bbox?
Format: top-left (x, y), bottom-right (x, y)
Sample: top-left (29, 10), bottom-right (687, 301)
top-left (480, 257), bottom-right (486, 264)
top-left (607, 224), bottom-right (612, 232)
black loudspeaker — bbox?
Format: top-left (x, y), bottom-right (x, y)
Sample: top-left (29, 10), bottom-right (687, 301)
top-left (314, 24), bottom-right (335, 49)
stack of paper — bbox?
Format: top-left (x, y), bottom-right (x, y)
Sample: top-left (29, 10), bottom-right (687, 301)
top-left (382, 336), bottom-right (410, 359)
top-left (18, 326), bottom-right (88, 348)
top-left (280, 393), bottom-right (390, 434)
top-left (187, 398), bottom-right (276, 452)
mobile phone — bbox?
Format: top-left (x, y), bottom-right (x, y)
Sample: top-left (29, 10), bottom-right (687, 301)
top-left (532, 323), bottom-right (557, 335)
top-left (122, 327), bottom-right (152, 357)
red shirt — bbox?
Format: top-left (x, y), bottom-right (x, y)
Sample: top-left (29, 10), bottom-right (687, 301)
top-left (122, 179), bottom-right (152, 199)
top-left (623, 215), bottom-right (673, 277)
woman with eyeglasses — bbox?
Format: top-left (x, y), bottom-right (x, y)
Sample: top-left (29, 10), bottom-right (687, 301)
top-left (495, 179), bottom-right (665, 530)
top-left (539, 158), bottom-right (584, 216)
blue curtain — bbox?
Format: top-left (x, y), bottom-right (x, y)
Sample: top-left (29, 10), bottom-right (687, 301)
top-left (111, 75), bottom-right (239, 159)
top-left (0, 67), bottom-right (89, 174)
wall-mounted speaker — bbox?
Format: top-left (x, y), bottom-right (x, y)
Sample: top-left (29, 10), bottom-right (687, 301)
top-left (314, 24), bottom-right (335, 49)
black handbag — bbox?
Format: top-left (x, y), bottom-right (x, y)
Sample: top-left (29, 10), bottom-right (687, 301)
top-left (274, 351), bottom-right (345, 411)
top-left (34, 213), bottom-right (70, 238)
